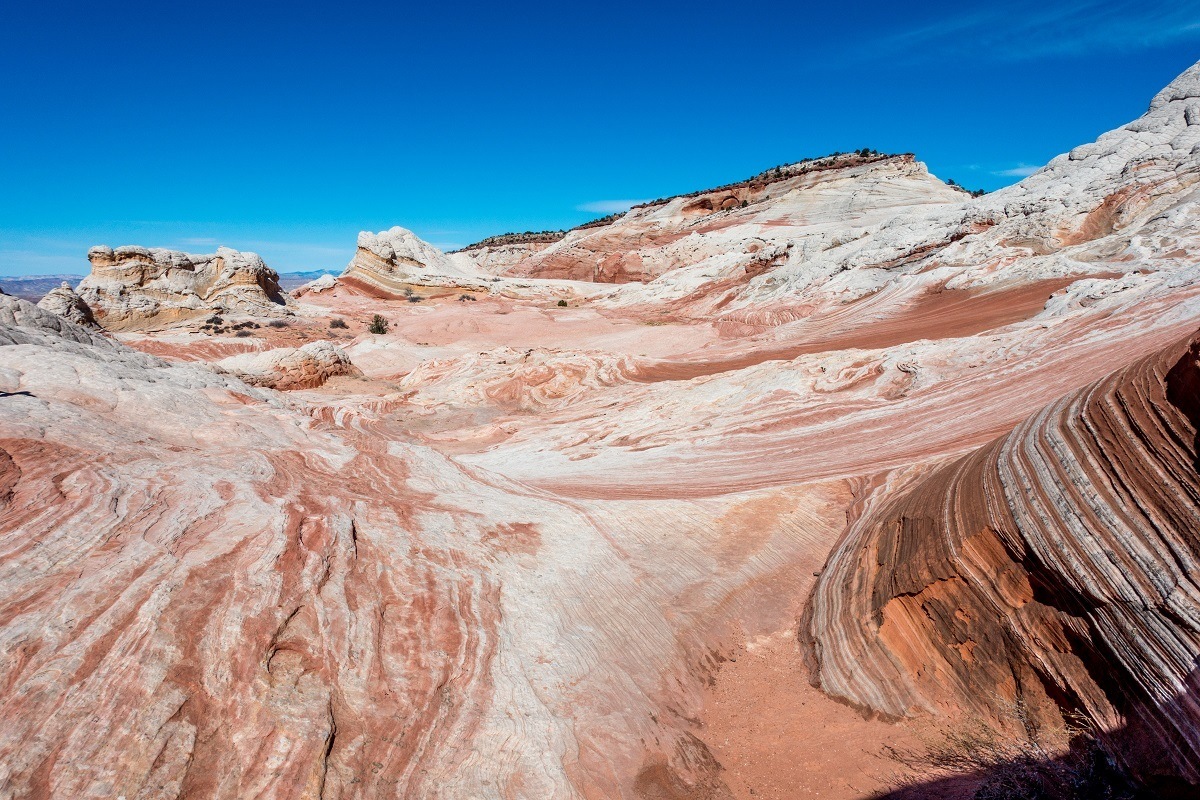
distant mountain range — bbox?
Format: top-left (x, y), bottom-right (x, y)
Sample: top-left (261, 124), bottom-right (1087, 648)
top-left (0, 270), bottom-right (337, 302)
top-left (273, 270), bottom-right (340, 291)
top-left (0, 274), bottom-right (86, 302)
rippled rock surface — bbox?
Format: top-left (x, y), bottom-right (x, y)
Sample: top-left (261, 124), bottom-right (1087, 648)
top-left (5, 60), bottom-right (1200, 800)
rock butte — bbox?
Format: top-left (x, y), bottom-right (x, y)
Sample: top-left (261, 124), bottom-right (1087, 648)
top-left (5, 62), bottom-right (1200, 799)
top-left (77, 244), bottom-right (291, 331)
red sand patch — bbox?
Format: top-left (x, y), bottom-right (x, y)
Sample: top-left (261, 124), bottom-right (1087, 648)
top-left (701, 630), bottom-right (928, 800)
top-left (634, 279), bottom-right (1089, 382)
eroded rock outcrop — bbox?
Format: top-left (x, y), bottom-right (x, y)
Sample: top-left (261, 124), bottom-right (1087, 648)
top-left (78, 245), bottom-right (289, 330)
top-left (291, 272), bottom-right (337, 297)
top-left (36, 282), bottom-right (98, 328)
top-left (0, 293), bottom-right (124, 351)
top-left (216, 340), bottom-right (361, 390)
top-left (340, 226), bottom-right (490, 296)
top-left (807, 331), bottom-right (1200, 789)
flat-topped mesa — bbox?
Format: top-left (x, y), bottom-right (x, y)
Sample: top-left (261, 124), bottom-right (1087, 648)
top-left (78, 245), bottom-right (289, 331)
top-left (446, 231), bottom-right (568, 275)
top-left (634, 150), bottom-right (922, 213)
top-left (339, 225), bottom-right (491, 297)
top-left (445, 153), bottom-right (936, 280)
top-left (450, 230), bottom-right (568, 252)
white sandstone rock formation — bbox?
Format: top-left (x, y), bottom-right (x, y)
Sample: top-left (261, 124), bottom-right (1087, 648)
top-left (78, 245), bottom-right (290, 330)
top-left (215, 340), bottom-right (361, 390)
top-left (36, 282), bottom-right (98, 328)
top-left (340, 226), bottom-right (491, 294)
top-left (292, 273), bottom-right (338, 297)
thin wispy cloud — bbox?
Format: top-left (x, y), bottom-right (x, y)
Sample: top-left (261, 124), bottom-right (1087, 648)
top-left (995, 164), bottom-right (1042, 177)
top-left (576, 200), bottom-right (649, 215)
top-left (179, 236), bottom-right (219, 246)
top-left (880, 1), bottom-right (1200, 61)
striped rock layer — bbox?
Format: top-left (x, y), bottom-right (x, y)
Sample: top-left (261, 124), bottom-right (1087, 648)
top-left (808, 333), bottom-right (1200, 786)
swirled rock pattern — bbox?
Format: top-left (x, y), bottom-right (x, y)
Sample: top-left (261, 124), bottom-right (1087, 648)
top-left (5, 61), bottom-right (1200, 800)
top-left (0, 293), bottom-right (848, 798)
top-left (807, 332), bottom-right (1200, 785)
top-left (216, 340), bottom-right (362, 390)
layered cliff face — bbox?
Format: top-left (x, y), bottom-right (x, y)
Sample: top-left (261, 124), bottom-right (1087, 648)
top-left (807, 331), bottom-right (1200, 786)
top-left (77, 245), bottom-right (289, 330)
top-left (797, 73), bottom-right (1200, 781)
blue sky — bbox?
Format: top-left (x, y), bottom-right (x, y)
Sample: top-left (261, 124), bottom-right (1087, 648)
top-left (2, 1), bottom-right (1200, 276)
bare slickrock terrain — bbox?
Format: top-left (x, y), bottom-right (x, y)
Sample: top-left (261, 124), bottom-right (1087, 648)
top-left (7, 61), bottom-right (1200, 800)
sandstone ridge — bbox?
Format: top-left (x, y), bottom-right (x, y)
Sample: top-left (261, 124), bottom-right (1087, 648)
top-left (808, 330), bottom-right (1200, 790)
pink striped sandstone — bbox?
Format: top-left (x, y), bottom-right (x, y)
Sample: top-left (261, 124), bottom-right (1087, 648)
top-left (6, 61), bottom-right (1200, 799)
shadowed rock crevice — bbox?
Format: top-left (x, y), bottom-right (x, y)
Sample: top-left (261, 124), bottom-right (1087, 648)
top-left (874, 667), bottom-right (1200, 799)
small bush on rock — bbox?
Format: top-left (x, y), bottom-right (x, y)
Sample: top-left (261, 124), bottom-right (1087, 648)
top-left (557, 299), bottom-right (568, 307)
top-left (329, 318), bottom-right (349, 329)
top-left (369, 314), bottom-right (389, 334)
